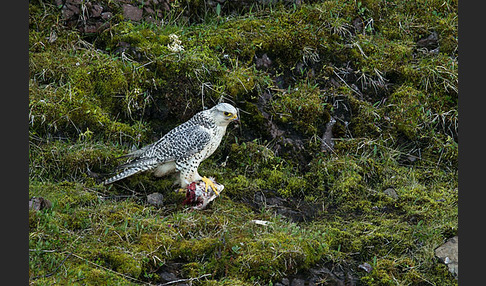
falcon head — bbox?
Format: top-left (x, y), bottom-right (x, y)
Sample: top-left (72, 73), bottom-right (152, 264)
top-left (211, 103), bottom-right (239, 126)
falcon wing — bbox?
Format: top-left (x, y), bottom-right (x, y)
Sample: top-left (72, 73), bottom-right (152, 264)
top-left (148, 124), bottom-right (211, 162)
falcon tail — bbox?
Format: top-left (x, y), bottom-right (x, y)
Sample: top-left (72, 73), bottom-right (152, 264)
top-left (102, 158), bottom-right (158, 185)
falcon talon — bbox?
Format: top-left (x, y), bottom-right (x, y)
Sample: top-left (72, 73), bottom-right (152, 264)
top-left (182, 177), bottom-right (224, 210)
top-left (202, 176), bottom-right (219, 196)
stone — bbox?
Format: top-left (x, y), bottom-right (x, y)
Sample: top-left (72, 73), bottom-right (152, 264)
top-left (435, 236), bottom-right (458, 277)
top-left (290, 278), bottom-right (305, 286)
top-left (358, 262), bottom-right (373, 273)
top-left (417, 31), bottom-right (439, 49)
top-left (90, 4), bottom-right (103, 18)
top-left (123, 4), bottom-right (143, 22)
top-left (101, 12), bottom-right (113, 20)
top-left (147, 192), bottom-right (164, 207)
top-left (29, 197), bottom-right (52, 211)
top-left (383, 187), bottom-right (398, 199)
top-left (66, 0), bottom-right (82, 4)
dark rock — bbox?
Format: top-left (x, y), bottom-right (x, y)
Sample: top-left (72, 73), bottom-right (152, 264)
top-left (251, 190), bottom-right (320, 222)
top-left (90, 4), bottom-right (103, 18)
top-left (417, 31), bottom-right (439, 49)
top-left (147, 192), bottom-right (164, 207)
top-left (62, 4), bottom-right (79, 19)
top-left (290, 278), bottom-right (306, 286)
top-left (144, 6), bottom-right (155, 15)
top-left (66, 0), bottom-right (82, 4)
top-left (157, 262), bottom-right (186, 284)
top-left (159, 271), bottom-right (177, 281)
top-left (277, 263), bottom-right (358, 286)
top-left (83, 25), bottom-right (97, 33)
top-left (123, 4), bottom-right (143, 22)
top-left (353, 17), bottom-right (364, 33)
top-left (161, 0), bottom-right (171, 11)
top-left (255, 53), bottom-right (272, 69)
top-left (321, 117), bottom-right (336, 153)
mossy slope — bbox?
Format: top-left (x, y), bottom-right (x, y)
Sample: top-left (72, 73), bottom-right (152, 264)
top-left (29, 0), bottom-right (457, 285)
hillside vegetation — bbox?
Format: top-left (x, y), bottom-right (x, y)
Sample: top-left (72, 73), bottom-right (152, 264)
top-left (29, 0), bottom-right (458, 285)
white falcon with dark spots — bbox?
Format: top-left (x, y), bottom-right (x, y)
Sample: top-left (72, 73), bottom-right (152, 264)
top-left (103, 103), bottom-right (238, 193)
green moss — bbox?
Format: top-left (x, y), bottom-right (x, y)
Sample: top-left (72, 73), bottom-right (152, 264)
top-left (227, 141), bottom-right (279, 172)
top-left (231, 225), bottom-right (328, 282)
top-left (386, 84), bottom-right (428, 140)
top-left (29, 140), bottom-right (126, 182)
top-left (29, 210), bottom-right (39, 231)
top-left (344, 92), bottom-right (384, 138)
top-left (353, 35), bottom-right (415, 74)
top-left (93, 248), bottom-right (143, 278)
top-left (70, 59), bottom-right (128, 97)
top-left (222, 67), bottom-right (257, 98)
top-left (176, 237), bottom-right (220, 260)
top-left (272, 82), bottom-right (329, 135)
top-left (29, 72), bottom-right (150, 143)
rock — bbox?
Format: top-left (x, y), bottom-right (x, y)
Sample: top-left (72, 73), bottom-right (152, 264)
top-left (147, 193), bottom-right (164, 207)
top-left (161, 0), bottom-right (171, 11)
top-left (353, 17), bottom-right (364, 33)
top-left (62, 4), bottom-right (80, 20)
top-left (82, 23), bottom-right (103, 33)
top-left (90, 4), bottom-right (103, 18)
top-left (290, 278), bottom-right (306, 286)
top-left (144, 6), bottom-right (155, 15)
top-left (383, 187), bottom-right (398, 199)
top-left (123, 4), bottom-right (143, 22)
top-left (61, 9), bottom-right (75, 20)
top-left (255, 53), bottom-right (272, 69)
top-left (275, 264), bottom-right (358, 286)
top-left (321, 117), bottom-right (336, 153)
top-left (251, 190), bottom-right (320, 222)
top-left (65, 3), bottom-right (80, 14)
top-left (101, 12), bottom-right (113, 20)
top-left (29, 197), bottom-right (52, 211)
top-left (417, 31), bottom-right (439, 49)
top-left (435, 236), bottom-right (458, 277)
top-left (66, 0), bottom-right (82, 4)
top-left (358, 262), bottom-right (373, 273)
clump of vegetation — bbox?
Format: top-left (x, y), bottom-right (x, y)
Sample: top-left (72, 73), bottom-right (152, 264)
top-left (29, 0), bottom-right (457, 285)
top-left (271, 82), bottom-right (330, 135)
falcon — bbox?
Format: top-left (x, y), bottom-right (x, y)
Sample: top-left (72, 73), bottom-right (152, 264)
top-left (103, 103), bottom-right (238, 194)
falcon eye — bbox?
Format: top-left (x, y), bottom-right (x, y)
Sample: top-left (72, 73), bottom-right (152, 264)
top-left (224, 112), bottom-right (232, 117)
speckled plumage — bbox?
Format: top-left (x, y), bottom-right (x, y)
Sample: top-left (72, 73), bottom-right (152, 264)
top-left (103, 103), bottom-right (238, 187)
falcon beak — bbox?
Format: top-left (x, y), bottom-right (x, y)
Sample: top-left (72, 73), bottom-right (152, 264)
top-left (230, 114), bottom-right (238, 121)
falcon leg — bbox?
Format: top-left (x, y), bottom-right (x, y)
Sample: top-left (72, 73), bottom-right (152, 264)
top-left (201, 176), bottom-right (219, 196)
